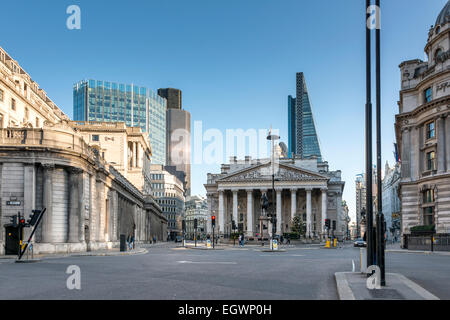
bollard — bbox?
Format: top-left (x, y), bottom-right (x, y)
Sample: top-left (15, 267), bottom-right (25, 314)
top-left (360, 247), bottom-right (367, 273)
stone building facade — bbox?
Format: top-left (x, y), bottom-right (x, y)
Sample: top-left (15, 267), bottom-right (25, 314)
top-left (0, 124), bottom-right (167, 255)
top-left (205, 157), bottom-right (345, 241)
top-left (150, 164), bottom-right (185, 240)
top-left (70, 121), bottom-right (153, 195)
top-left (0, 46), bottom-right (69, 129)
top-left (395, 2), bottom-right (450, 237)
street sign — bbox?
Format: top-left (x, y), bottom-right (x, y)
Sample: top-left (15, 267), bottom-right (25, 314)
top-left (6, 201), bottom-right (21, 206)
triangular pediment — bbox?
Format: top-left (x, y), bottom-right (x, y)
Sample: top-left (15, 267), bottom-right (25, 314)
top-left (218, 162), bottom-right (329, 182)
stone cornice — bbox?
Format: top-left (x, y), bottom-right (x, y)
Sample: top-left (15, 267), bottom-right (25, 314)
top-left (395, 95), bottom-right (450, 123)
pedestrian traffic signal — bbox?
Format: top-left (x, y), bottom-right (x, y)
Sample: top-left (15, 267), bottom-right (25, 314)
top-left (211, 216), bottom-right (216, 228)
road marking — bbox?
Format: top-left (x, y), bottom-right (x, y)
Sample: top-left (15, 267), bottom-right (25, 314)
top-left (177, 261), bottom-right (237, 265)
top-left (352, 260), bottom-right (355, 272)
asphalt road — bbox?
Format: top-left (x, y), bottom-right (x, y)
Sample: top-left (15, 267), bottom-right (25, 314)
top-left (0, 243), bottom-right (449, 300)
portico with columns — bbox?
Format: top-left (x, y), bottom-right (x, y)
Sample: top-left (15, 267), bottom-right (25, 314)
top-left (205, 158), bottom-right (345, 241)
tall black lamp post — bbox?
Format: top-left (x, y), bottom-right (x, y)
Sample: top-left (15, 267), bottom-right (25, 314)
top-left (267, 132), bottom-right (280, 250)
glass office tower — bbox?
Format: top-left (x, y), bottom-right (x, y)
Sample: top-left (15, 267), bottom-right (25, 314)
top-left (73, 80), bottom-right (167, 165)
top-left (288, 73), bottom-right (322, 161)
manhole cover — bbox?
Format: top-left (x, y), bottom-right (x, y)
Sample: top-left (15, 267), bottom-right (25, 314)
top-left (367, 289), bottom-right (404, 300)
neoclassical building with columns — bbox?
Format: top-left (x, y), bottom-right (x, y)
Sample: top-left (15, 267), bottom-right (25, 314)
top-left (205, 156), bottom-right (345, 241)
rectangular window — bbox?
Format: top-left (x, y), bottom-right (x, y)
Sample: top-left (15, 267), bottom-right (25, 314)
top-left (11, 98), bottom-right (16, 110)
top-left (425, 87), bottom-right (432, 103)
top-left (0, 88), bottom-right (3, 102)
top-left (426, 122), bottom-right (435, 139)
top-left (92, 135), bottom-right (99, 142)
top-left (423, 207), bottom-right (434, 226)
top-left (423, 189), bottom-right (435, 203)
top-left (426, 151), bottom-right (436, 171)
top-left (35, 117), bottom-right (40, 127)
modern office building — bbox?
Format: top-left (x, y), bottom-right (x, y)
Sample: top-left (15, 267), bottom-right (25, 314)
top-left (158, 88), bottom-right (191, 196)
top-left (395, 1), bottom-right (450, 245)
top-left (73, 80), bottom-right (167, 165)
top-left (288, 73), bottom-right (322, 161)
top-left (158, 88), bottom-right (182, 110)
top-left (150, 164), bottom-right (185, 240)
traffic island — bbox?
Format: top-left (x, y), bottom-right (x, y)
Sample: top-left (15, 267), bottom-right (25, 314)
top-left (335, 272), bottom-right (439, 300)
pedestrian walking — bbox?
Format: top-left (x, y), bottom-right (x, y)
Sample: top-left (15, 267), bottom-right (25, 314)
top-left (286, 234), bottom-right (291, 245)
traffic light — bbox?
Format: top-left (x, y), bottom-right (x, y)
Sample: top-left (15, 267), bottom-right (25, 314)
top-left (182, 220), bottom-right (186, 231)
top-left (194, 218), bottom-right (198, 229)
top-left (232, 220), bottom-right (236, 230)
top-left (9, 215), bottom-right (18, 227)
top-left (19, 218), bottom-right (26, 227)
top-left (325, 219), bottom-right (331, 229)
top-left (211, 216), bottom-right (216, 228)
top-left (27, 209), bottom-right (41, 226)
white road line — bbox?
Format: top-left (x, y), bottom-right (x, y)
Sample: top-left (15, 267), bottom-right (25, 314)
top-left (177, 261), bottom-right (237, 265)
top-left (352, 259), bottom-right (355, 272)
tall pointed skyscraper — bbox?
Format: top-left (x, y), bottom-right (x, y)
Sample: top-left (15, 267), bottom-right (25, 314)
top-left (288, 72), bottom-right (322, 161)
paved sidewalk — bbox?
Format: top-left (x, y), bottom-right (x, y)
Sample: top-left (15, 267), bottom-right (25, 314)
top-left (385, 242), bottom-right (450, 256)
top-left (335, 272), bottom-right (440, 300)
top-left (0, 247), bottom-right (147, 261)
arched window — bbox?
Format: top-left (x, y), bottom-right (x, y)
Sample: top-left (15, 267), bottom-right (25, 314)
top-left (435, 26), bottom-right (441, 34)
top-left (435, 48), bottom-right (443, 63)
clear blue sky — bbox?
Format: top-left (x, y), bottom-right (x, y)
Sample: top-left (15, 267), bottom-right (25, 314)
top-left (0, 0), bottom-right (447, 222)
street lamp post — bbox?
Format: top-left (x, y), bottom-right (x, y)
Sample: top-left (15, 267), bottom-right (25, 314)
top-left (365, 0), bottom-right (375, 270)
top-left (267, 132), bottom-right (280, 251)
top-left (375, 0), bottom-right (386, 286)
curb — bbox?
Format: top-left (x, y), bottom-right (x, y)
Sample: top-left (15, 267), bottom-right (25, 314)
top-left (386, 249), bottom-right (450, 256)
top-left (335, 272), bottom-right (356, 300)
top-left (335, 272), bottom-right (440, 300)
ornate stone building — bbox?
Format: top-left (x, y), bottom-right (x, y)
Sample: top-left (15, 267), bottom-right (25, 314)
top-left (0, 124), bottom-right (166, 255)
top-left (205, 157), bottom-right (345, 241)
top-left (0, 45), bottom-right (167, 255)
top-left (70, 121), bottom-right (153, 195)
top-left (395, 2), bottom-right (450, 237)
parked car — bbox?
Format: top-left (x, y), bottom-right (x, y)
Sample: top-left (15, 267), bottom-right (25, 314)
top-left (354, 238), bottom-right (366, 247)
top-left (175, 235), bottom-right (183, 243)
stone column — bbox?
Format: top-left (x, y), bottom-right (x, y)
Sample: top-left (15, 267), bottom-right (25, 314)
top-left (23, 165), bottom-right (36, 222)
top-left (321, 188), bottom-right (328, 239)
top-left (276, 188), bottom-right (282, 234)
top-left (446, 115), bottom-right (450, 172)
top-left (411, 127), bottom-right (420, 179)
top-left (437, 116), bottom-right (446, 174)
top-left (218, 190), bottom-right (225, 235)
top-left (306, 188), bottom-right (312, 237)
top-left (89, 173), bottom-right (97, 242)
top-left (290, 188), bottom-right (297, 222)
top-left (41, 164), bottom-right (54, 243)
top-left (336, 191), bottom-right (343, 238)
top-left (68, 168), bottom-right (83, 243)
top-left (246, 190), bottom-right (253, 236)
top-left (232, 189), bottom-right (238, 227)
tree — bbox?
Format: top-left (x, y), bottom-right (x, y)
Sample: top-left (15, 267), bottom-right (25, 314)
top-left (291, 214), bottom-right (306, 238)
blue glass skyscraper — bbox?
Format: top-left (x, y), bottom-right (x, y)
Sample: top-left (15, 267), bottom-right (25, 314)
top-left (288, 72), bottom-right (322, 161)
top-left (73, 80), bottom-right (167, 165)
